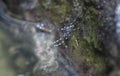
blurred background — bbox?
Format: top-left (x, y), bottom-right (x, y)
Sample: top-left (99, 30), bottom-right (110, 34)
top-left (0, 0), bottom-right (120, 76)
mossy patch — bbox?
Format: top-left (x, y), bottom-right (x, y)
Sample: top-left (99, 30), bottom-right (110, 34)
top-left (68, 0), bottom-right (107, 76)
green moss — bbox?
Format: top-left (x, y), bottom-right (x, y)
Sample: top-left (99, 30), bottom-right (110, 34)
top-left (68, 0), bottom-right (107, 75)
top-left (69, 31), bottom-right (106, 75)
